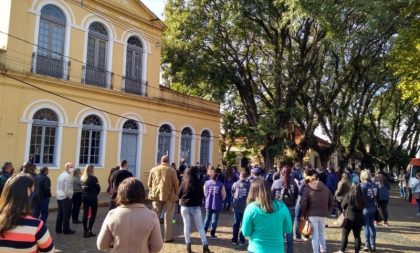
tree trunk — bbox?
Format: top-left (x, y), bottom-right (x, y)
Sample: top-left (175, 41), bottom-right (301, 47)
top-left (261, 145), bottom-right (275, 171)
top-left (318, 151), bottom-right (330, 169)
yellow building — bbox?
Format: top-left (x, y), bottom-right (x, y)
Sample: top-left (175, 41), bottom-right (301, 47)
top-left (0, 0), bottom-right (221, 194)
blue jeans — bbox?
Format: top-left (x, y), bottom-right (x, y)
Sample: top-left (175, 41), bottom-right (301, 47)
top-left (204, 209), bottom-right (220, 235)
top-left (180, 206), bottom-right (208, 245)
top-left (232, 211), bottom-right (245, 243)
top-left (294, 204), bottom-right (302, 239)
top-left (33, 198), bottom-right (50, 223)
top-left (363, 209), bottom-right (376, 249)
top-left (285, 208), bottom-right (295, 253)
top-left (399, 186), bottom-right (406, 198)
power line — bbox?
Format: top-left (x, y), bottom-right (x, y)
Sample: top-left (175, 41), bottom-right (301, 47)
top-left (0, 72), bottom-right (220, 139)
top-left (0, 31), bottom-right (207, 97)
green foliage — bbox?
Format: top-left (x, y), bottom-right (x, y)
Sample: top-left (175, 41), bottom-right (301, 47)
top-left (389, 1), bottom-right (420, 105)
top-left (163, 0), bottom-right (418, 169)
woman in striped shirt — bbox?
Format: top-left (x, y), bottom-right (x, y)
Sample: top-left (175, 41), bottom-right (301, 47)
top-left (0, 174), bottom-right (54, 253)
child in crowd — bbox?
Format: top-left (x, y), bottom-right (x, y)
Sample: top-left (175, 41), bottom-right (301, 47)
top-left (231, 171), bottom-right (250, 245)
top-left (203, 166), bottom-right (226, 239)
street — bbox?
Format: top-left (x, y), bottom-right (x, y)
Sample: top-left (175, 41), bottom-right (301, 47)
top-left (47, 187), bottom-right (420, 253)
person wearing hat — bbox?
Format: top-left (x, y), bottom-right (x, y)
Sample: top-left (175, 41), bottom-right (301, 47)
top-left (248, 167), bottom-right (262, 183)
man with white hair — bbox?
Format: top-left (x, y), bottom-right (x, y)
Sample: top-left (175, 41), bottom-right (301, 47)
top-left (56, 162), bottom-right (75, 234)
top-left (148, 155), bottom-right (179, 243)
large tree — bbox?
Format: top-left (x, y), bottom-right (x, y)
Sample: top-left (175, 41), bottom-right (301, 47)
top-left (163, 0), bottom-right (412, 169)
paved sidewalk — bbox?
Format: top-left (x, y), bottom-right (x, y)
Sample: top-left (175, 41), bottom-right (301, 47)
top-left (47, 186), bottom-right (420, 253)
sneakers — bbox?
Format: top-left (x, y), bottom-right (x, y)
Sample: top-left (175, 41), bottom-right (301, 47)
top-left (333, 251), bottom-right (344, 253)
top-left (384, 222), bottom-right (389, 227)
top-left (238, 241), bottom-right (246, 246)
top-left (208, 235), bottom-right (218, 240)
top-left (363, 246), bottom-right (371, 252)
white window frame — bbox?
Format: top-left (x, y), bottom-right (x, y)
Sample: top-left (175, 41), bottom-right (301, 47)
top-left (178, 125), bottom-right (196, 167)
top-left (155, 122), bottom-right (176, 165)
top-left (30, 0), bottom-right (73, 78)
top-left (121, 32), bottom-right (150, 93)
top-left (75, 109), bottom-right (109, 168)
top-left (198, 129), bottom-right (214, 166)
top-left (22, 100), bottom-right (67, 169)
top-left (81, 15), bottom-right (115, 75)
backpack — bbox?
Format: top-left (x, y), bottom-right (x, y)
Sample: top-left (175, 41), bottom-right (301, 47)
top-left (275, 186), bottom-right (296, 208)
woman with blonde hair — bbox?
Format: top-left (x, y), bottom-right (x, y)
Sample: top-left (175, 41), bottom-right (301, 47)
top-left (360, 169), bottom-right (378, 252)
top-left (81, 165), bottom-right (101, 238)
top-left (242, 178), bottom-right (292, 253)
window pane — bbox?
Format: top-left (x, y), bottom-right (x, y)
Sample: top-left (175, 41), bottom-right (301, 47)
top-left (51, 24), bottom-right (64, 58)
top-left (87, 37), bottom-right (96, 66)
top-left (97, 40), bottom-right (107, 70)
top-left (38, 21), bottom-right (50, 56)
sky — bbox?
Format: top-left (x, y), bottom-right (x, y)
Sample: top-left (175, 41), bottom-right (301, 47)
top-left (142, 0), bottom-right (167, 20)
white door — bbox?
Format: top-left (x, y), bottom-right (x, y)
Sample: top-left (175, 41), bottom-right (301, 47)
top-left (121, 132), bottom-right (138, 177)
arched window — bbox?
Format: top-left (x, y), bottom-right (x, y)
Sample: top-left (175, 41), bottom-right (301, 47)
top-left (157, 124), bottom-right (172, 163)
top-left (124, 36), bottom-right (144, 95)
top-left (79, 115), bottom-right (103, 165)
top-left (36, 5), bottom-right (66, 78)
top-left (29, 108), bottom-right (59, 165)
top-left (200, 130), bottom-right (211, 166)
top-left (123, 119), bottom-right (139, 131)
top-left (85, 22), bottom-right (109, 87)
top-left (180, 127), bottom-right (193, 166)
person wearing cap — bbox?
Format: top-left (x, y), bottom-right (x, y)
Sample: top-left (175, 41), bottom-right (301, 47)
top-left (248, 167), bottom-right (262, 183)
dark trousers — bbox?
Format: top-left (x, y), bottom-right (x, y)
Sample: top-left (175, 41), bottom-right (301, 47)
top-left (340, 219), bottom-right (363, 252)
top-left (83, 198), bottom-right (98, 232)
top-left (56, 198), bottom-right (72, 233)
top-left (33, 198), bottom-right (50, 223)
top-left (72, 192), bottom-right (82, 222)
top-left (232, 211), bottom-right (245, 243)
top-left (378, 200), bottom-right (389, 222)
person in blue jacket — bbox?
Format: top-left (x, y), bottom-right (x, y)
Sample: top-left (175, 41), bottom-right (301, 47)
top-left (360, 169), bottom-right (379, 252)
top-left (242, 178), bottom-right (292, 253)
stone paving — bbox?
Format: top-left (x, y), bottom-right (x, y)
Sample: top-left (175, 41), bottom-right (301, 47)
top-left (47, 187), bottom-right (420, 253)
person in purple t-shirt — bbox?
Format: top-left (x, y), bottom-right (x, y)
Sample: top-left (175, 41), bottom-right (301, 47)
top-left (203, 166), bottom-right (226, 239)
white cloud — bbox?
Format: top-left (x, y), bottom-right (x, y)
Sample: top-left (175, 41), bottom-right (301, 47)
top-left (142, 0), bottom-right (166, 20)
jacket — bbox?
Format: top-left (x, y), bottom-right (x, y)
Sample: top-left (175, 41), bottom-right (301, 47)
top-left (81, 175), bottom-right (101, 201)
top-left (178, 180), bottom-right (204, 207)
top-left (360, 180), bottom-right (378, 211)
top-left (97, 203), bottom-right (163, 253)
top-left (56, 171), bottom-right (73, 200)
top-left (300, 180), bottom-right (334, 218)
top-left (335, 179), bottom-right (351, 202)
top-left (36, 174), bottom-right (52, 199)
top-left (147, 163), bottom-right (179, 202)
top-left (242, 200), bottom-right (293, 253)
top-left (341, 191), bottom-right (365, 227)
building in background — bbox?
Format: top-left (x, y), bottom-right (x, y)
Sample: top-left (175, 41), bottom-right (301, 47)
top-left (0, 0), bottom-right (220, 194)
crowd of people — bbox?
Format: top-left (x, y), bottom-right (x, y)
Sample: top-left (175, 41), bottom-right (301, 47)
top-left (0, 158), bottom-right (419, 253)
